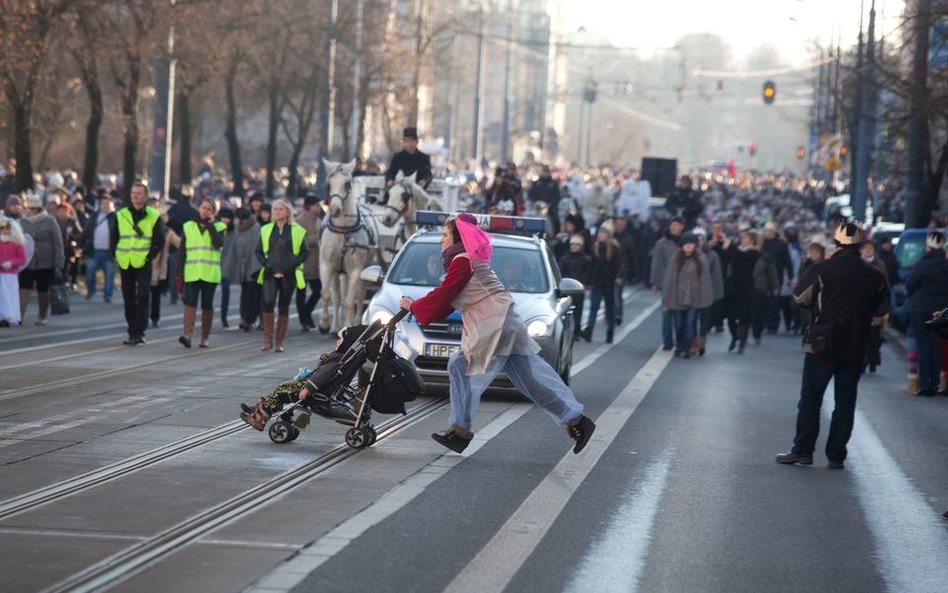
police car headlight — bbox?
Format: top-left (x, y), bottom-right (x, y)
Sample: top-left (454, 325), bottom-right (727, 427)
top-left (368, 307), bottom-right (394, 325)
top-left (527, 318), bottom-right (554, 338)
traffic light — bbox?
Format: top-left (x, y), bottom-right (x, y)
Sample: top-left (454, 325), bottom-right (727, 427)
top-left (839, 145), bottom-right (849, 158)
top-left (762, 80), bottom-right (776, 105)
top-left (748, 141), bottom-right (758, 157)
top-left (796, 146), bottom-right (806, 160)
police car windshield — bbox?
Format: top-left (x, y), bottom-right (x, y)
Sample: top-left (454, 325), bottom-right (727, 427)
top-left (387, 242), bottom-right (549, 293)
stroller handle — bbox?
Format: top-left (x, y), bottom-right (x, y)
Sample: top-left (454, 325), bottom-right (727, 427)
top-left (388, 308), bottom-right (410, 329)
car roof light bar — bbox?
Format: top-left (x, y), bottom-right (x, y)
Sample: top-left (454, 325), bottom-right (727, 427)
top-left (415, 211), bottom-right (546, 235)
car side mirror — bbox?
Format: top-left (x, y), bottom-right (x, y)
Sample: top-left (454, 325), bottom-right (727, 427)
top-left (359, 265), bottom-right (384, 284)
top-left (556, 277), bottom-right (584, 298)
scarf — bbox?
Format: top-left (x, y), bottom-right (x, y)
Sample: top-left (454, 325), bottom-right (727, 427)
top-left (442, 241), bottom-right (467, 272)
top-left (25, 210), bottom-right (49, 224)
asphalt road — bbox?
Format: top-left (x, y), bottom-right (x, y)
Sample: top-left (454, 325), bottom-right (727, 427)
top-left (1, 289), bottom-right (946, 593)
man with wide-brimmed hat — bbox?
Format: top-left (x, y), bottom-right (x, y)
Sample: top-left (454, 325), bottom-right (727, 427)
top-left (384, 127), bottom-right (432, 190)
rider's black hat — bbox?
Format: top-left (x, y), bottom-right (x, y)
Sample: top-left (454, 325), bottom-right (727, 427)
top-left (403, 127), bottom-right (418, 140)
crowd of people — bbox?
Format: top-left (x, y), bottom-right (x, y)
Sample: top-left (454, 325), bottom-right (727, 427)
top-left (1, 157), bottom-right (947, 399)
top-left (0, 180), bottom-right (324, 355)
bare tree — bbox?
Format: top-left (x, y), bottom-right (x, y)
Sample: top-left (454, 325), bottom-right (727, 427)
top-left (0, 0), bottom-right (69, 191)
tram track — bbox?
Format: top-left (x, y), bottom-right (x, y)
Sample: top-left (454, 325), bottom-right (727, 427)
top-left (36, 396), bottom-right (449, 593)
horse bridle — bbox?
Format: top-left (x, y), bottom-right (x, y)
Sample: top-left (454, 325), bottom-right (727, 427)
top-left (327, 166), bottom-right (352, 206)
top-left (383, 180), bottom-right (413, 218)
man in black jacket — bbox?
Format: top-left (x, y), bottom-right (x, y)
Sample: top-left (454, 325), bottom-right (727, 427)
top-left (761, 222), bottom-right (793, 333)
top-left (776, 222), bottom-right (888, 469)
top-left (559, 234), bottom-right (592, 341)
top-left (664, 176), bottom-right (703, 230)
top-left (528, 165), bottom-right (561, 234)
top-left (384, 128), bottom-right (432, 190)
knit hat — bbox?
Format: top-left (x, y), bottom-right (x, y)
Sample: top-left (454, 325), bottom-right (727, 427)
top-left (23, 194), bottom-right (42, 210)
top-left (926, 231), bottom-right (945, 250)
top-left (5, 194), bottom-right (21, 207)
top-left (303, 193), bottom-right (320, 207)
top-left (235, 207), bottom-right (251, 221)
top-left (218, 207), bottom-right (234, 220)
top-left (833, 222), bottom-right (862, 246)
top-left (679, 233), bottom-right (698, 246)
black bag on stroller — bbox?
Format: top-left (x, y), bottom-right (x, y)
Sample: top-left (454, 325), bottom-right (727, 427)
top-left (370, 353), bottom-right (425, 415)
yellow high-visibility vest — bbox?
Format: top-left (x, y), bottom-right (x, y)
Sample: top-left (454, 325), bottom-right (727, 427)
top-left (115, 207), bottom-right (159, 270)
top-left (257, 222), bottom-right (306, 289)
top-left (182, 220), bottom-right (226, 283)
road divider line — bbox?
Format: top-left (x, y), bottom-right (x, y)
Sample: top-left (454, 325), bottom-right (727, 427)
top-left (563, 452), bottom-right (673, 593)
top-left (573, 299), bottom-right (661, 376)
top-left (242, 403), bottom-right (533, 593)
top-left (443, 346), bottom-right (674, 593)
top-left (848, 409), bottom-right (948, 593)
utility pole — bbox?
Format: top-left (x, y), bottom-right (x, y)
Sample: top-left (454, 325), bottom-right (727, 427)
top-left (499, 0), bottom-right (513, 163)
top-left (148, 0), bottom-right (176, 202)
top-left (316, 0), bottom-right (338, 197)
top-left (905, 0), bottom-right (932, 228)
top-left (471, 4), bottom-right (484, 161)
top-left (349, 0), bottom-right (363, 161)
top-left (852, 0), bottom-right (877, 223)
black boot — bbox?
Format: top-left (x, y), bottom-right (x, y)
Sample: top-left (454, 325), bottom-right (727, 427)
top-left (605, 327), bottom-right (614, 344)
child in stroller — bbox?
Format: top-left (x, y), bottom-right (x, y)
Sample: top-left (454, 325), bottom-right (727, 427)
top-left (239, 324), bottom-right (376, 431)
top-left (238, 310), bottom-right (423, 448)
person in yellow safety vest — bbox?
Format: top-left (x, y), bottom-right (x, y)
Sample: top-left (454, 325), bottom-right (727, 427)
top-left (255, 199), bottom-right (308, 353)
top-left (175, 198), bottom-right (225, 349)
top-left (111, 183), bottom-right (165, 346)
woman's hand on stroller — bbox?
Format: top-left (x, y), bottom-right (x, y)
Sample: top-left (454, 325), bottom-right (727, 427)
top-left (398, 296), bottom-right (414, 310)
top-left (298, 386), bottom-right (310, 401)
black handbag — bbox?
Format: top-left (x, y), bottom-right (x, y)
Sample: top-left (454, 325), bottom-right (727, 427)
top-left (50, 282), bottom-right (71, 315)
top-left (805, 319), bottom-right (838, 357)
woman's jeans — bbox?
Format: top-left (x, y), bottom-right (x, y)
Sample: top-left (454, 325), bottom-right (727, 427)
top-left (587, 285), bottom-right (615, 338)
top-left (672, 308), bottom-right (697, 351)
top-left (446, 351), bottom-right (583, 432)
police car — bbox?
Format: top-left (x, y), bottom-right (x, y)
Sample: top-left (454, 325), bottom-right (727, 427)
top-left (360, 211), bottom-right (584, 388)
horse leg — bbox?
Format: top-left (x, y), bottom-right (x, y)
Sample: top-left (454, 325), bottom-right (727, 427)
top-left (318, 263), bottom-right (332, 334)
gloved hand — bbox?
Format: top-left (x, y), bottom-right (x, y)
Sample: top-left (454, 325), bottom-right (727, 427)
top-left (175, 276), bottom-right (184, 295)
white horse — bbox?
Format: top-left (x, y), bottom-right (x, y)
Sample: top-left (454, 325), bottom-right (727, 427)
top-left (318, 158), bottom-right (379, 334)
top-left (379, 172), bottom-right (443, 248)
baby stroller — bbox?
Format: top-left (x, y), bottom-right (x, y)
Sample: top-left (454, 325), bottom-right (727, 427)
top-left (241, 309), bottom-right (424, 449)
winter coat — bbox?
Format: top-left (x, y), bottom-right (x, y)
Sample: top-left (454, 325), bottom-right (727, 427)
top-left (220, 227), bottom-right (238, 283)
top-left (152, 228), bottom-right (180, 285)
top-left (906, 249), bottom-right (948, 314)
top-left (795, 247), bottom-right (888, 363)
top-left (590, 239), bottom-right (623, 289)
top-left (650, 234), bottom-right (681, 288)
top-left (559, 251), bottom-right (593, 286)
top-left (20, 212), bottom-right (64, 271)
top-left (762, 237), bottom-right (793, 284)
top-left (662, 252), bottom-right (713, 310)
top-left (724, 245), bottom-right (760, 320)
top-left (296, 209), bottom-right (321, 280)
top-left (232, 220), bottom-right (262, 283)
top-left (754, 252), bottom-right (780, 295)
top-left (704, 248), bottom-right (725, 301)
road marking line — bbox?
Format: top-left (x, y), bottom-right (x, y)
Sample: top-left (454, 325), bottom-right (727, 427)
top-left (573, 299), bottom-right (661, 376)
top-left (848, 409), bottom-right (948, 593)
top-left (443, 347), bottom-right (674, 593)
top-left (243, 298), bottom-right (664, 592)
top-left (242, 403), bottom-right (533, 593)
top-left (563, 452), bottom-right (673, 593)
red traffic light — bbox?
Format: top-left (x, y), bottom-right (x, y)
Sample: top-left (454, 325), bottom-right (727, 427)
top-left (796, 146), bottom-right (806, 160)
top-left (762, 80), bottom-right (776, 104)
top-left (748, 141), bottom-right (758, 156)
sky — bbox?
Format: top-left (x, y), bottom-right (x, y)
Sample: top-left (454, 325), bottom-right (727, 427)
top-left (558, 0), bottom-right (907, 66)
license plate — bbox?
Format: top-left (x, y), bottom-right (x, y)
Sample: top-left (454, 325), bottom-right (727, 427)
top-left (425, 343), bottom-right (460, 358)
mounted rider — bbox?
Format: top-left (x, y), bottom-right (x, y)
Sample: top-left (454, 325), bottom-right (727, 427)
top-left (384, 128), bottom-right (433, 195)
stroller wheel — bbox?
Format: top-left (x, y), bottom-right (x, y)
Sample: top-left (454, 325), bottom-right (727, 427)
top-left (286, 427), bottom-right (301, 442)
top-left (268, 420), bottom-right (296, 444)
top-left (345, 426), bottom-right (370, 449)
top-left (366, 425), bottom-right (378, 446)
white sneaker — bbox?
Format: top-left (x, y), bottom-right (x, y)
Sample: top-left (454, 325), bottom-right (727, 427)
top-left (35, 317), bottom-right (48, 326)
